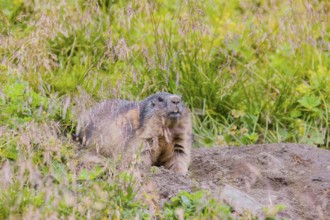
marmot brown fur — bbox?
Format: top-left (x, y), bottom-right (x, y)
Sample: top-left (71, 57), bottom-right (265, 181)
top-left (77, 92), bottom-right (192, 174)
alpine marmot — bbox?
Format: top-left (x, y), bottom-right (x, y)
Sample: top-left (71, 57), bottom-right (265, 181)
top-left (76, 92), bottom-right (192, 174)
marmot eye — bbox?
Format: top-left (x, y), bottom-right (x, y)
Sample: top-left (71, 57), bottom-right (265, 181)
top-left (158, 97), bottom-right (164, 102)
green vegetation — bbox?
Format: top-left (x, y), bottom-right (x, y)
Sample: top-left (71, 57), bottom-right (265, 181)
top-left (0, 0), bottom-right (329, 218)
top-left (163, 191), bottom-right (233, 219)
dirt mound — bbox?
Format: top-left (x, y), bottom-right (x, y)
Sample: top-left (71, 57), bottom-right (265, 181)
top-left (150, 144), bottom-right (330, 219)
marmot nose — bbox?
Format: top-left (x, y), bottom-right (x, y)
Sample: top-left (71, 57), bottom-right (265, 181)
top-left (170, 95), bottom-right (181, 105)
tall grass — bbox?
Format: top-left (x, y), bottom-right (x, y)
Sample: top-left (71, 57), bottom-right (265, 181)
top-left (1, 0), bottom-right (329, 147)
top-left (0, 0), bottom-right (329, 218)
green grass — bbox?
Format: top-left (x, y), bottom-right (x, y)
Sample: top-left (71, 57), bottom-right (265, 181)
top-left (0, 0), bottom-right (329, 218)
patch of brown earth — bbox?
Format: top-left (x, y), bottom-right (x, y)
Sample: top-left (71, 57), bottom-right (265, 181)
top-left (150, 144), bottom-right (330, 219)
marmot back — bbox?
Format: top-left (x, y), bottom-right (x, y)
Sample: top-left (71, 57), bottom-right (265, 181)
top-left (77, 92), bottom-right (193, 174)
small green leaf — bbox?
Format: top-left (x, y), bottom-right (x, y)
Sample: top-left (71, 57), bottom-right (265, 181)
top-left (300, 129), bottom-right (324, 146)
top-left (298, 95), bottom-right (321, 111)
top-left (290, 109), bottom-right (301, 118)
top-left (180, 195), bottom-right (191, 207)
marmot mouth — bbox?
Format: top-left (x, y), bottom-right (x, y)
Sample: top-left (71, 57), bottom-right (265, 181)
top-left (168, 112), bottom-right (181, 119)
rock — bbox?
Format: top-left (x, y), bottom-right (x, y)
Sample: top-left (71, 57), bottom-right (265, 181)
top-left (220, 184), bottom-right (263, 216)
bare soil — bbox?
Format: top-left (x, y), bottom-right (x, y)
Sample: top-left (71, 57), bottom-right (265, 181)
top-left (150, 144), bottom-right (330, 219)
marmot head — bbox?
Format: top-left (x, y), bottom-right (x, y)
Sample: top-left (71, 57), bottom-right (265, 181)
top-left (140, 92), bottom-right (186, 124)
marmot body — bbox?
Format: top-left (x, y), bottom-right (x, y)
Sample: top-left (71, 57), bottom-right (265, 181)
top-left (77, 92), bottom-right (192, 174)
